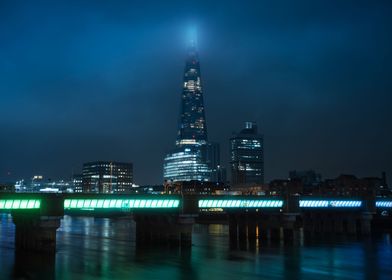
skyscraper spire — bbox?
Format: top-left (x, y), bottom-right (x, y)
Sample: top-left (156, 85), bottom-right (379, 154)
top-left (176, 38), bottom-right (208, 146)
top-left (164, 37), bottom-right (212, 182)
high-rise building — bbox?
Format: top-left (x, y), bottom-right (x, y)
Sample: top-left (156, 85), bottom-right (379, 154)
top-left (82, 161), bottom-right (133, 193)
top-left (72, 174), bottom-right (83, 193)
top-left (176, 42), bottom-right (207, 146)
top-left (230, 122), bottom-right (264, 186)
top-left (164, 41), bottom-right (219, 182)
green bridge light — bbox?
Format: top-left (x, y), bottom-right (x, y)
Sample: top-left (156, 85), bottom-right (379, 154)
top-left (198, 199), bottom-right (284, 208)
top-left (0, 199), bottom-right (41, 210)
top-left (63, 199), bottom-right (180, 209)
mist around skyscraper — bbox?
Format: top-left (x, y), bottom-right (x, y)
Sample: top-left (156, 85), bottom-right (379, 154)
top-left (1, 2), bottom-right (392, 279)
top-left (163, 41), bottom-right (222, 184)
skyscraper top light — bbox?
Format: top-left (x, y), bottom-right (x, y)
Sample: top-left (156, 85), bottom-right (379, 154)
top-left (164, 36), bottom-right (219, 183)
top-left (187, 26), bottom-right (198, 49)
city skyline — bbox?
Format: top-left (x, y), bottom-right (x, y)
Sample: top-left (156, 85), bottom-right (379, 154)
top-left (1, 1), bottom-right (392, 185)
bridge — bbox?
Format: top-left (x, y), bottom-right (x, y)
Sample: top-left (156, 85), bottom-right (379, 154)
top-left (0, 193), bottom-right (391, 253)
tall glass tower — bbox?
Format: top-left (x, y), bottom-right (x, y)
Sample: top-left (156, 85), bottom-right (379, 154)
top-left (230, 122), bottom-right (264, 186)
top-left (164, 42), bottom-right (214, 182)
top-left (176, 42), bottom-right (207, 145)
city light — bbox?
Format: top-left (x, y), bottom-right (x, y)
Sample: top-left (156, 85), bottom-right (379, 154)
top-left (1, 197), bottom-right (392, 211)
top-left (0, 199), bottom-right (41, 209)
top-left (299, 200), bottom-right (362, 208)
top-left (376, 201), bottom-right (392, 208)
top-left (198, 199), bottom-right (283, 208)
top-left (64, 198), bottom-right (180, 209)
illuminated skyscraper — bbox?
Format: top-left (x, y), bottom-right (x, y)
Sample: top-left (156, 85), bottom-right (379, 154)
top-left (230, 122), bottom-right (264, 186)
top-left (176, 42), bottom-right (207, 145)
top-left (164, 42), bottom-right (218, 182)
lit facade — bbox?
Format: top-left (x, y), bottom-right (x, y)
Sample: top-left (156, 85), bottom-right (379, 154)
top-left (82, 161), bottom-right (133, 193)
top-left (72, 174), bottom-right (83, 193)
top-left (164, 42), bottom-right (219, 182)
top-left (176, 42), bottom-right (207, 145)
top-left (164, 146), bottom-right (210, 181)
top-left (230, 122), bottom-right (264, 186)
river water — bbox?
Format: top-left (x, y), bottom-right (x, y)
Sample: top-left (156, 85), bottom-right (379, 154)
top-left (0, 214), bottom-right (391, 279)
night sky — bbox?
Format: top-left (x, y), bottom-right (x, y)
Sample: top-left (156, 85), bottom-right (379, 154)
top-left (1, 0), bottom-right (391, 185)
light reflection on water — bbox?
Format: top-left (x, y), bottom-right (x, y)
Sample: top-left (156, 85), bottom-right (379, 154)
top-left (1, 213), bottom-right (391, 280)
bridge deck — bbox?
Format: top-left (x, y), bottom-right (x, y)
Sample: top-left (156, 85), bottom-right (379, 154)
top-left (0, 194), bottom-right (391, 211)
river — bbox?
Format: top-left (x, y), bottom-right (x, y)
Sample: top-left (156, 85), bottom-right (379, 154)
top-left (1, 214), bottom-right (391, 279)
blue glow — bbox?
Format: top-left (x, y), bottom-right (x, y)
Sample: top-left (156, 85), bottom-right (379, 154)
top-left (376, 201), bottom-right (392, 208)
top-left (299, 200), bottom-right (362, 208)
top-left (198, 199), bottom-right (283, 208)
top-left (64, 199), bottom-right (180, 209)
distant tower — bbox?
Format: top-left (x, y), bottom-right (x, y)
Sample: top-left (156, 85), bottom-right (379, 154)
top-left (164, 39), bottom-right (219, 182)
top-left (230, 122), bottom-right (264, 186)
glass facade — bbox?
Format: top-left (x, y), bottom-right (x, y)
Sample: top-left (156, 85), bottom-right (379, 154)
top-left (176, 43), bottom-right (207, 144)
top-left (164, 43), bottom-right (219, 182)
top-left (230, 122), bottom-right (264, 186)
top-left (82, 161), bottom-right (133, 193)
top-left (164, 146), bottom-right (210, 181)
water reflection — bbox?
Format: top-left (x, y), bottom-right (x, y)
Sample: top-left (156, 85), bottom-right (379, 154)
top-left (0, 215), bottom-right (391, 279)
top-left (13, 251), bottom-right (55, 280)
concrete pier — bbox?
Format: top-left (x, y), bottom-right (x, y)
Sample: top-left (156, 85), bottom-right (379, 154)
top-left (359, 212), bottom-right (373, 235)
top-left (238, 216), bottom-right (247, 243)
top-left (228, 215), bottom-right (238, 245)
top-left (13, 214), bottom-right (61, 253)
top-left (247, 218), bottom-right (257, 242)
top-left (282, 214), bottom-right (298, 241)
top-left (257, 221), bottom-right (269, 241)
top-left (134, 214), bottom-right (195, 247)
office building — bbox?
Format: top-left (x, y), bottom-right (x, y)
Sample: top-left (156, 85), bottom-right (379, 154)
top-left (72, 174), bottom-right (83, 193)
top-left (82, 161), bottom-right (133, 193)
top-left (230, 122), bottom-right (264, 186)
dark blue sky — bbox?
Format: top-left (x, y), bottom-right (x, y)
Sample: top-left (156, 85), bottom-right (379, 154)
top-left (1, 0), bottom-right (391, 184)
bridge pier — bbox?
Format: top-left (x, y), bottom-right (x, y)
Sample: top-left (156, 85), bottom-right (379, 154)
top-left (134, 214), bottom-right (195, 247)
top-left (178, 215), bottom-right (194, 247)
top-left (247, 217), bottom-right (257, 243)
top-left (282, 214), bottom-right (298, 241)
top-left (12, 213), bottom-right (61, 253)
top-left (301, 211), bottom-right (374, 236)
top-left (346, 217), bottom-right (357, 235)
top-left (257, 220), bottom-right (269, 241)
top-left (228, 214), bottom-right (238, 247)
top-left (270, 228), bottom-right (280, 242)
top-left (333, 217), bottom-right (344, 234)
top-left (238, 216), bottom-right (247, 247)
top-left (322, 214), bottom-right (333, 233)
top-left (359, 212), bottom-right (372, 235)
